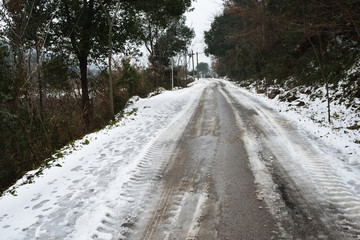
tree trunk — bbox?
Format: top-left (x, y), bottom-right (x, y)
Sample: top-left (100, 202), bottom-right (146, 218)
top-left (307, 35), bottom-right (331, 123)
top-left (78, 55), bottom-right (90, 128)
top-left (147, 21), bottom-right (158, 88)
top-left (97, 0), bottom-right (121, 120)
top-left (36, 45), bottom-right (43, 119)
top-left (12, 47), bottom-right (24, 113)
top-left (318, 38), bottom-right (331, 123)
top-left (108, 27), bottom-right (115, 120)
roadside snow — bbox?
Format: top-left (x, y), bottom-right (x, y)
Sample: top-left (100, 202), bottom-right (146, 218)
top-left (221, 79), bottom-right (360, 237)
top-left (0, 77), bottom-right (359, 239)
top-left (0, 80), bottom-right (208, 240)
top-left (228, 80), bottom-right (360, 165)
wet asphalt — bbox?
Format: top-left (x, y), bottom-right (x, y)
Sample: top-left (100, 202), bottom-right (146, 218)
top-left (133, 83), bottom-right (279, 239)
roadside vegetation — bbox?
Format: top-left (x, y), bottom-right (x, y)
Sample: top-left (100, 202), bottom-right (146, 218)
top-left (0, 0), bottom-right (194, 192)
top-left (205, 0), bottom-right (360, 125)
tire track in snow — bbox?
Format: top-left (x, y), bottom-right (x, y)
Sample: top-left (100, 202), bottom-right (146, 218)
top-left (107, 89), bottom-right (208, 239)
top-left (224, 83), bottom-right (360, 238)
top-left (105, 128), bottom-right (191, 239)
top-left (131, 88), bottom-right (210, 240)
top-left (129, 84), bottom-right (227, 240)
top-left (257, 106), bottom-right (360, 237)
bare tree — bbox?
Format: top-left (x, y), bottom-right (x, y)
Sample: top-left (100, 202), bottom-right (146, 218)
top-left (97, 0), bottom-right (123, 120)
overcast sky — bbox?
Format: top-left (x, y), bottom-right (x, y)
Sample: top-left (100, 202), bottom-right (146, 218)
top-left (185, 0), bottom-right (224, 65)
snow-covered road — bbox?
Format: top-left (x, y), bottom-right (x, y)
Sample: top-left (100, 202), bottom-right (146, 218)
top-left (0, 79), bottom-right (359, 239)
top-left (220, 82), bottom-right (360, 239)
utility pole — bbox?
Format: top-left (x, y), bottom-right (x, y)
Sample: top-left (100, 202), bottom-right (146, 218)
top-left (184, 52), bottom-right (187, 87)
top-left (171, 59), bottom-right (174, 90)
top-left (196, 52), bottom-right (199, 80)
top-left (191, 50), bottom-right (195, 81)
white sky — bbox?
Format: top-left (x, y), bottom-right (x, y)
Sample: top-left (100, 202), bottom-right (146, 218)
top-left (185, 0), bottom-right (224, 65)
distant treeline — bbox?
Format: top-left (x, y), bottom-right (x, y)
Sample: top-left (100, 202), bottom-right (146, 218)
top-left (205, 0), bottom-right (360, 85)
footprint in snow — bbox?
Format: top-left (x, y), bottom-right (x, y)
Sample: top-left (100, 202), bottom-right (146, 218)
top-left (71, 166), bottom-right (82, 172)
top-left (31, 194), bottom-right (42, 202)
top-left (32, 200), bottom-right (50, 210)
top-left (121, 148), bottom-right (134, 156)
top-left (42, 207), bottom-right (53, 212)
top-left (72, 179), bottom-right (82, 184)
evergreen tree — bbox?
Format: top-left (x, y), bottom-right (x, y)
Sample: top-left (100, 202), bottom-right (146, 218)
top-left (153, 17), bottom-right (194, 68)
top-left (135, 0), bottom-right (193, 87)
top-left (197, 62), bottom-right (210, 78)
